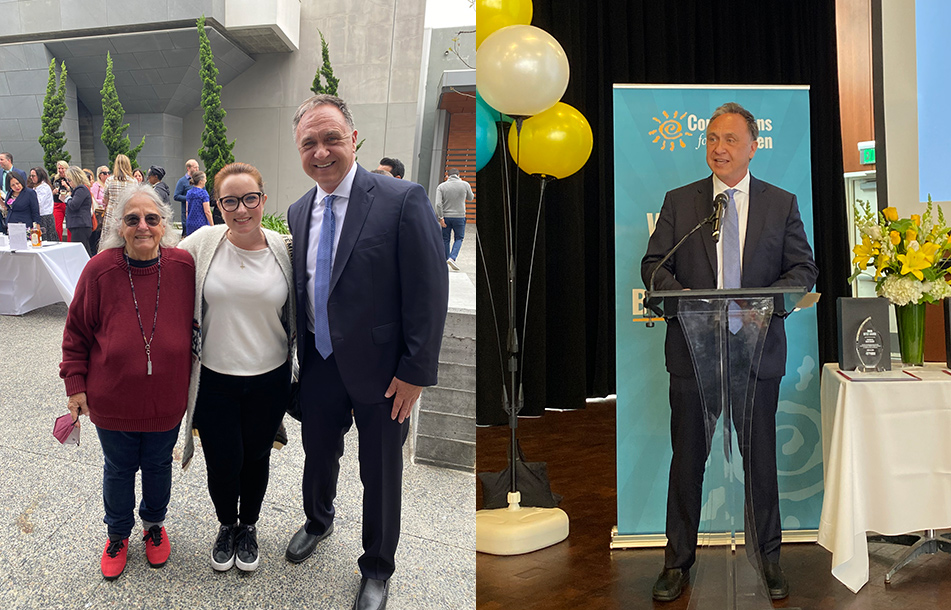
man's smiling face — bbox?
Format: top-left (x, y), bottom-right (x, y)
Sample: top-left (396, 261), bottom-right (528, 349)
top-left (295, 104), bottom-right (358, 193)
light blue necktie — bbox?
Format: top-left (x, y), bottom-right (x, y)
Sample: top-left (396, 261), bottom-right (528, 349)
top-left (721, 188), bottom-right (742, 333)
top-left (314, 195), bottom-right (335, 358)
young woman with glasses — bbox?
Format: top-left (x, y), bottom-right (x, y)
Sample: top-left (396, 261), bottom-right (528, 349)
top-left (178, 162), bottom-right (295, 573)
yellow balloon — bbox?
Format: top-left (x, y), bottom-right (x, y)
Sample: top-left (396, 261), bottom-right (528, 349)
top-left (476, 0), bottom-right (533, 49)
top-left (507, 102), bottom-right (593, 180)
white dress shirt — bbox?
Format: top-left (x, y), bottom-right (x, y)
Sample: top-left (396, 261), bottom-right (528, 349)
top-left (305, 161), bottom-right (357, 332)
top-left (713, 171), bottom-right (751, 288)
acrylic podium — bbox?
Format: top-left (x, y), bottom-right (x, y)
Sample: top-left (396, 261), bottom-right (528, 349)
top-left (646, 286), bottom-right (808, 610)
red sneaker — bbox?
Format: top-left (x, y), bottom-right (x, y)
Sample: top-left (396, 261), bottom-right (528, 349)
top-left (101, 538), bottom-right (128, 580)
top-left (143, 525), bottom-right (170, 568)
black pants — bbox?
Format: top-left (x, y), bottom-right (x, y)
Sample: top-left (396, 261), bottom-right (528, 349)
top-left (69, 226), bottom-right (94, 257)
top-left (300, 334), bottom-right (409, 580)
top-left (664, 372), bottom-right (782, 571)
top-left (192, 362), bottom-right (290, 525)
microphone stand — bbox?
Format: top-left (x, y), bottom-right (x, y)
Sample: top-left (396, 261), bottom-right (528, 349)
top-left (643, 207), bottom-right (720, 325)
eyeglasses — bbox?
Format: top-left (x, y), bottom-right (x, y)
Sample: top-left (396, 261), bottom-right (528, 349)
top-left (123, 213), bottom-right (163, 227)
top-left (219, 192), bottom-right (263, 212)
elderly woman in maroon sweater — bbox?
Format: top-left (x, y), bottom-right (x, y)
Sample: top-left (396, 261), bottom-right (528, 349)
top-left (60, 184), bottom-right (194, 581)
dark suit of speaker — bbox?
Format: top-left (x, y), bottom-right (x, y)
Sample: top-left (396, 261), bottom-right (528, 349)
top-left (287, 164), bottom-right (448, 580)
top-left (641, 174), bottom-right (818, 570)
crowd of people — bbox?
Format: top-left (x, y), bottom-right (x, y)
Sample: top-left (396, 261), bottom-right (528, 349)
top-left (0, 151), bottom-right (173, 258)
top-left (55, 94), bottom-right (450, 610)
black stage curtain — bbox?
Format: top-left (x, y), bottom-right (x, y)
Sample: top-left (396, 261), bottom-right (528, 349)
top-left (476, 0), bottom-right (851, 426)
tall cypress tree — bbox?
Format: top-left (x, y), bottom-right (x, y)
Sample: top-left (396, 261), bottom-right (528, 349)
top-left (100, 51), bottom-right (145, 166)
top-left (310, 29), bottom-right (339, 96)
top-left (39, 59), bottom-right (70, 174)
top-left (197, 15), bottom-right (235, 196)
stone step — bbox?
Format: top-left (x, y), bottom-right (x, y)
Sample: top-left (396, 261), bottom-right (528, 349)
top-left (414, 435), bottom-right (475, 472)
top-left (444, 310), bottom-right (475, 339)
top-left (421, 386), bottom-right (475, 417)
top-left (416, 411), bottom-right (475, 443)
top-left (435, 362), bottom-right (475, 392)
top-left (439, 334), bottom-right (475, 366)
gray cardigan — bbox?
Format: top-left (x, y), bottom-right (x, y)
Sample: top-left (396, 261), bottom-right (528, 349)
top-left (177, 224), bottom-right (296, 469)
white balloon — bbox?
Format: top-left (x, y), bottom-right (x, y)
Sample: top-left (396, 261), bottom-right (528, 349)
top-left (477, 25), bottom-right (570, 117)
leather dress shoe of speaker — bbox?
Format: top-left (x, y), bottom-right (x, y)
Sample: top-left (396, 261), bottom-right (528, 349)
top-left (353, 577), bottom-right (388, 610)
top-left (284, 523), bottom-right (334, 563)
top-left (652, 567), bottom-right (689, 602)
top-left (763, 561), bottom-right (789, 600)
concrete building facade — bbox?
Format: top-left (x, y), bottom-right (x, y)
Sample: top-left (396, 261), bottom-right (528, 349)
top-left (0, 0), bottom-right (426, 213)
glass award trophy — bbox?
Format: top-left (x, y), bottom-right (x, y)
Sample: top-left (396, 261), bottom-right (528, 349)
top-left (855, 316), bottom-right (885, 372)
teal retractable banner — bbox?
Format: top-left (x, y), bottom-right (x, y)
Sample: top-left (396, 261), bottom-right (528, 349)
top-left (613, 85), bottom-right (821, 540)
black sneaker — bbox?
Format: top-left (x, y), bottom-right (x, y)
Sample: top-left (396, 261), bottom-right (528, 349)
top-left (211, 524), bottom-right (236, 571)
top-left (235, 524), bottom-right (259, 572)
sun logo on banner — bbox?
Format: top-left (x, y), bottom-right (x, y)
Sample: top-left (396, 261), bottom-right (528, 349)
top-left (649, 111), bottom-right (693, 152)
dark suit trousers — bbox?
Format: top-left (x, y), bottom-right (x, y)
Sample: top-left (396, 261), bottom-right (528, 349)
top-left (665, 371), bottom-right (782, 570)
top-left (300, 333), bottom-right (409, 580)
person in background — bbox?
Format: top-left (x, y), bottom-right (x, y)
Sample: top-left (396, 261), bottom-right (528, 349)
top-left (175, 159), bottom-right (200, 236)
top-left (5, 170), bottom-right (41, 229)
top-left (102, 154), bottom-right (135, 240)
top-left (370, 169), bottom-right (392, 177)
top-left (84, 168), bottom-right (96, 186)
top-left (30, 167), bottom-right (57, 242)
top-left (62, 166), bottom-right (95, 257)
top-left (51, 160), bottom-right (71, 240)
top-left (147, 166), bottom-right (171, 204)
top-left (179, 162), bottom-right (295, 573)
top-left (377, 157), bottom-right (405, 180)
top-left (132, 168), bottom-right (145, 183)
top-left (91, 166), bottom-right (110, 207)
top-left (434, 168), bottom-right (474, 271)
top-left (185, 171), bottom-right (213, 234)
top-left (61, 184), bottom-right (194, 581)
top-left (0, 152), bottom-right (20, 202)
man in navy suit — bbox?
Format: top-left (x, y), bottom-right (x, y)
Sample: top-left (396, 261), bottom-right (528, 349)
top-left (285, 94), bottom-right (448, 610)
top-left (641, 102), bottom-right (818, 603)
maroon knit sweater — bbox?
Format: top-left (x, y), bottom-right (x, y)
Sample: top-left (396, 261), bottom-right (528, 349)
top-left (61, 247), bottom-right (195, 432)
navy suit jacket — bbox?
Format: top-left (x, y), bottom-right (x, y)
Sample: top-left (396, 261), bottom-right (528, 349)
top-left (641, 175), bottom-right (818, 379)
top-left (7, 187), bottom-right (41, 227)
top-left (287, 164), bottom-right (449, 405)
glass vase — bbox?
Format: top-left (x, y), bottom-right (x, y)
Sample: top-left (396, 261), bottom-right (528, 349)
top-left (894, 302), bottom-right (926, 367)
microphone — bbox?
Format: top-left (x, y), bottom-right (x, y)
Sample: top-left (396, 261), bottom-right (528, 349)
top-left (710, 192), bottom-right (728, 243)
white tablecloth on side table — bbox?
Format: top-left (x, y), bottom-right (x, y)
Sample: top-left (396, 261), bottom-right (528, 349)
top-left (0, 242), bottom-right (90, 315)
top-left (817, 362), bottom-right (951, 593)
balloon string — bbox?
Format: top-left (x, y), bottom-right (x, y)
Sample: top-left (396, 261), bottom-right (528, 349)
top-left (476, 226), bottom-right (508, 392)
top-left (518, 175), bottom-right (550, 380)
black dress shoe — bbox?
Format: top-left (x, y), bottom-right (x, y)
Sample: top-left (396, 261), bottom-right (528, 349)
top-left (763, 561), bottom-right (789, 600)
top-left (353, 577), bottom-right (388, 610)
top-left (652, 567), bottom-right (689, 602)
top-left (285, 523), bottom-right (333, 563)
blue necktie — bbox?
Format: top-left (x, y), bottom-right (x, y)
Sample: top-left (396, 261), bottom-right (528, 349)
top-left (721, 188), bottom-right (742, 333)
top-left (314, 195), bottom-right (335, 358)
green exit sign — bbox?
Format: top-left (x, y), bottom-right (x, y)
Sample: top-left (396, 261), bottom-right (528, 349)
top-left (860, 147), bottom-right (875, 165)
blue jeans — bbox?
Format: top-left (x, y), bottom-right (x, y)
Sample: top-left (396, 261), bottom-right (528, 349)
top-left (442, 217), bottom-right (466, 261)
top-left (97, 425), bottom-right (180, 539)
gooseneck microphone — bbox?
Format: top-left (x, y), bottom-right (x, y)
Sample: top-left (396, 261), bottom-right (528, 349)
top-left (710, 192), bottom-right (729, 243)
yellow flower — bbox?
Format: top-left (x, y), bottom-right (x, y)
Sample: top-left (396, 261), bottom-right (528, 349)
top-left (896, 248), bottom-right (930, 280)
top-left (852, 234), bottom-right (879, 270)
top-left (875, 253), bottom-right (891, 279)
top-left (906, 229), bottom-right (917, 242)
top-left (911, 214), bottom-right (921, 226)
top-left (883, 207), bottom-right (898, 222)
top-left (890, 230), bottom-right (901, 245)
top-left (920, 241), bottom-right (940, 263)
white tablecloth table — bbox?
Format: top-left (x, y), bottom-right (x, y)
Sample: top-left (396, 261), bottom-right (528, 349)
top-left (817, 362), bottom-right (951, 593)
top-left (0, 242), bottom-right (90, 315)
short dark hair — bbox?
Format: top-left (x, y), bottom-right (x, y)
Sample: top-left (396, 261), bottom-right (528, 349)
top-left (447, 167), bottom-right (460, 176)
top-left (709, 102), bottom-right (758, 141)
top-left (379, 157), bottom-right (404, 179)
top-left (0, 152), bottom-right (12, 163)
top-left (293, 94), bottom-right (355, 133)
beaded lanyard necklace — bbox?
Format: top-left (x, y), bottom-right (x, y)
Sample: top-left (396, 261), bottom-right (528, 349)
top-left (125, 250), bottom-right (161, 375)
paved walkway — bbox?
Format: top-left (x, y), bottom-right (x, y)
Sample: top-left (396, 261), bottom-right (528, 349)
top-left (0, 229), bottom-right (476, 609)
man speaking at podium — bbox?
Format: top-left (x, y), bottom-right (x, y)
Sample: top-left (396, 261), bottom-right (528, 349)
top-left (640, 102), bottom-right (818, 602)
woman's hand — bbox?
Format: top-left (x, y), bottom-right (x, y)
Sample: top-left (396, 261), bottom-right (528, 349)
top-left (67, 392), bottom-right (89, 420)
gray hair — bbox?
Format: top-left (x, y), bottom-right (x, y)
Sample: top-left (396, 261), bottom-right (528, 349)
top-left (710, 102), bottom-right (758, 141)
top-left (292, 94), bottom-right (355, 134)
top-left (99, 184), bottom-right (179, 251)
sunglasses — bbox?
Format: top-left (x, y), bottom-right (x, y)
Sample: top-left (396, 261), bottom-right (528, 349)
top-left (123, 213), bottom-right (163, 227)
